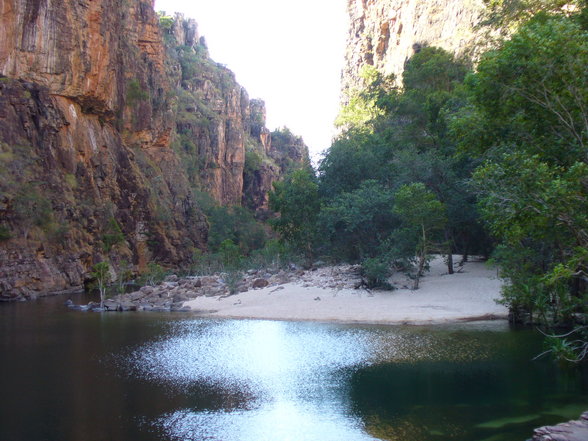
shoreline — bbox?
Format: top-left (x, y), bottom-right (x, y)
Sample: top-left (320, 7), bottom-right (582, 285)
top-left (184, 257), bottom-right (509, 326)
top-left (185, 312), bottom-right (510, 328)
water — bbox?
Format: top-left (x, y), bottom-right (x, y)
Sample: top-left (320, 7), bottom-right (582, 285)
top-left (0, 296), bottom-right (586, 441)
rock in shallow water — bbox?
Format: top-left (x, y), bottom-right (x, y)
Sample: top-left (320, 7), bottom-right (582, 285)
top-left (532, 412), bottom-right (588, 441)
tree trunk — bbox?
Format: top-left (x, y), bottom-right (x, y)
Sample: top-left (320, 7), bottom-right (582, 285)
top-left (99, 284), bottom-right (105, 308)
top-left (413, 224), bottom-right (427, 290)
top-left (413, 252), bottom-right (426, 290)
top-left (445, 229), bottom-right (454, 274)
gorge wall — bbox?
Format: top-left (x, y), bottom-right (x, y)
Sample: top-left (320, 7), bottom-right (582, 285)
top-left (341, 0), bottom-right (488, 96)
top-left (0, 0), bottom-right (308, 300)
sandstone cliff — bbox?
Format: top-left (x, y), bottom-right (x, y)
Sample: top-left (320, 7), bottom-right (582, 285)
top-left (163, 16), bottom-right (309, 210)
top-left (341, 0), bottom-right (488, 97)
top-left (0, 1), bottom-right (308, 300)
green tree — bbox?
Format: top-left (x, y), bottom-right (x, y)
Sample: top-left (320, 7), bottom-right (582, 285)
top-left (269, 168), bottom-right (320, 266)
top-left (319, 180), bottom-right (396, 261)
top-left (115, 260), bottom-right (133, 295)
top-left (393, 183), bottom-right (447, 289)
top-left (481, 0), bottom-right (583, 31)
top-left (336, 65), bottom-right (396, 130)
top-left (91, 261), bottom-right (111, 309)
top-left (455, 10), bottom-right (588, 325)
top-left (217, 239), bottom-right (242, 270)
top-left (320, 46), bottom-right (485, 268)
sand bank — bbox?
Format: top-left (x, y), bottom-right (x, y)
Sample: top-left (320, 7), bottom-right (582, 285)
top-left (185, 257), bottom-right (508, 325)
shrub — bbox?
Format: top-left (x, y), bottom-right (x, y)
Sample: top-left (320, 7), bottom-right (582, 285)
top-left (126, 79), bottom-right (149, 104)
top-left (158, 13), bottom-right (174, 30)
top-left (361, 257), bottom-right (393, 290)
top-left (244, 150), bottom-right (262, 175)
top-left (223, 270), bottom-right (243, 295)
top-left (0, 225), bottom-right (11, 241)
top-left (101, 217), bottom-right (125, 252)
top-left (139, 262), bottom-right (167, 286)
top-left (217, 239), bottom-right (242, 270)
top-left (64, 173), bottom-right (77, 189)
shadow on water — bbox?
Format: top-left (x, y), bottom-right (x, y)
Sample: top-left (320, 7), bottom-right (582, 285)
top-left (348, 329), bottom-right (588, 441)
top-left (1, 296), bottom-right (587, 441)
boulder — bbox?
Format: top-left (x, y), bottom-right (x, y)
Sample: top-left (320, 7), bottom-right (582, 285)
top-left (103, 300), bottom-right (120, 311)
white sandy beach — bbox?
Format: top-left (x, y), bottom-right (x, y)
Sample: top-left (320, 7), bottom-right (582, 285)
top-left (184, 257), bottom-right (508, 325)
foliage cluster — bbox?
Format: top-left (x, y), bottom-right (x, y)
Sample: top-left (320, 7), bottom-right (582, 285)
top-left (101, 217), bottom-right (125, 252)
top-left (194, 191), bottom-right (269, 257)
top-left (458, 10), bottom-right (588, 330)
top-left (269, 46), bottom-right (479, 289)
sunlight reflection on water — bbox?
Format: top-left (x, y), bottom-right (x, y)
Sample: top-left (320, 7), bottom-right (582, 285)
top-left (125, 319), bottom-right (507, 441)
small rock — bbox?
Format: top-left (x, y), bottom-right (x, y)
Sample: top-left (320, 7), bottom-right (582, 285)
top-left (252, 278), bottom-right (269, 289)
top-left (119, 302), bottom-right (137, 312)
top-left (170, 302), bottom-right (186, 311)
top-left (103, 300), bottom-right (119, 311)
top-left (140, 286), bottom-right (154, 295)
top-left (128, 291), bottom-right (145, 301)
top-left (173, 293), bottom-right (189, 303)
top-left (200, 276), bottom-right (217, 286)
top-left (152, 306), bottom-right (171, 312)
top-left (164, 275), bottom-right (178, 283)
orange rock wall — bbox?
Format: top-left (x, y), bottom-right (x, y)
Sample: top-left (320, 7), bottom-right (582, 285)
top-left (0, 1), bottom-right (309, 300)
top-left (0, 0), bottom-right (207, 299)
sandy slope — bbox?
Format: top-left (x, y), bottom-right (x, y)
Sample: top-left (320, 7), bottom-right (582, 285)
top-left (184, 257), bottom-right (508, 325)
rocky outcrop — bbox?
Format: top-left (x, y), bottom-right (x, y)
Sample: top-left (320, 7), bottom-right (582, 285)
top-left (0, 2), bottom-right (307, 300)
top-left (341, 0), bottom-right (488, 97)
top-left (66, 263), bottom-right (365, 312)
top-left (166, 17), bottom-right (248, 205)
top-left (532, 412), bottom-right (588, 441)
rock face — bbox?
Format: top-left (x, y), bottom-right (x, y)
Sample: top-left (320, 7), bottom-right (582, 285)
top-left (242, 125), bottom-right (310, 213)
top-left (164, 16), bottom-right (310, 211)
top-left (341, 0), bottom-right (487, 96)
top-left (0, 1), bottom-right (308, 300)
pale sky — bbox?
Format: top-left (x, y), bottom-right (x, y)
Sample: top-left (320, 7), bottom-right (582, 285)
top-left (154, 0), bottom-right (348, 159)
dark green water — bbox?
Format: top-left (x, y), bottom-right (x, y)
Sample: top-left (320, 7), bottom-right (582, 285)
top-left (1, 295), bottom-right (586, 441)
